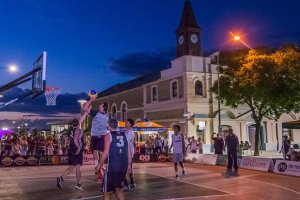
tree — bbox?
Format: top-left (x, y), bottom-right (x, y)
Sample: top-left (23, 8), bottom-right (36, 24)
top-left (211, 45), bottom-right (300, 156)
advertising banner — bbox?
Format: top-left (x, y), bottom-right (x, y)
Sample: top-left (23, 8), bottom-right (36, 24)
top-left (216, 155), bottom-right (243, 166)
top-left (274, 160), bottom-right (300, 177)
top-left (39, 155), bottom-right (68, 165)
top-left (240, 156), bottom-right (274, 172)
top-left (185, 154), bottom-right (218, 165)
top-left (1, 156), bottom-right (39, 167)
top-left (83, 154), bottom-right (94, 165)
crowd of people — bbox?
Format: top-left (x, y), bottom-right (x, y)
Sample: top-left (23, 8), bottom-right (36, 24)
top-left (0, 133), bottom-right (91, 157)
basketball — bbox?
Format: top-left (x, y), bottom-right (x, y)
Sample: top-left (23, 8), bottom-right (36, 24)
top-left (88, 90), bottom-right (97, 100)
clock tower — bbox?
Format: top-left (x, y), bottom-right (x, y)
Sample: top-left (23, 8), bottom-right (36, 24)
top-left (176, 0), bottom-right (202, 58)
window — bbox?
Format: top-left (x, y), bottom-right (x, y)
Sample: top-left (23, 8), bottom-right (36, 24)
top-left (195, 80), bottom-right (203, 96)
top-left (111, 104), bottom-right (117, 119)
top-left (152, 86), bottom-right (158, 102)
top-left (121, 103), bottom-right (127, 121)
top-left (171, 80), bottom-right (178, 98)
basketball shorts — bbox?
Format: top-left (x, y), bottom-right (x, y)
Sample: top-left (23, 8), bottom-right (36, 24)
top-left (102, 170), bottom-right (127, 193)
top-left (173, 153), bottom-right (183, 163)
top-left (91, 136), bottom-right (105, 152)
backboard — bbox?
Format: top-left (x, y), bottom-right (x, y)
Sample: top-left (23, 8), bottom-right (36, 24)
top-left (32, 52), bottom-right (47, 98)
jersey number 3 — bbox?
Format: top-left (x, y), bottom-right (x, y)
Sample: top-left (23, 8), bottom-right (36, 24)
top-left (116, 136), bottom-right (124, 147)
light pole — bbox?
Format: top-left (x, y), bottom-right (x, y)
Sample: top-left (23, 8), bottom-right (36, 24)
top-left (216, 35), bottom-right (241, 134)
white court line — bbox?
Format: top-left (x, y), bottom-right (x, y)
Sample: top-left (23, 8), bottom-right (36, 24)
top-left (71, 195), bottom-right (103, 200)
top-left (158, 194), bottom-right (233, 200)
top-left (147, 172), bottom-right (234, 195)
top-left (249, 179), bottom-right (300, 196)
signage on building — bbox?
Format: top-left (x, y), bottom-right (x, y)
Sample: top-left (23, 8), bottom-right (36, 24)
top-left (274, 160), bottom-right (300, 177)
top-left (240, 156), bottom-right (274, 172)
top-left (198, 121), bottom-right (206, 130)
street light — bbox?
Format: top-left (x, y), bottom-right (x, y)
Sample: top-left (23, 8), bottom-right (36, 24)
top-left (0, 65), bottom-right (18, 73)
top-left (216, 34), bottom-right (241, 134)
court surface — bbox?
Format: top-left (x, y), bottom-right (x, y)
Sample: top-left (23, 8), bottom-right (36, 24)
top-left (0, 162), bottom-right (299, 200)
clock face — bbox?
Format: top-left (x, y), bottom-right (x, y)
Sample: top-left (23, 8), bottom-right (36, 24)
top-left (190, 34), bottom-right (198, 43)
top-left (178, 35), bottom-right (184, 45)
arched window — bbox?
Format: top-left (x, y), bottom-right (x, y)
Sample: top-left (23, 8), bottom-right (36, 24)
top-left (171, 81), bottom-right (178, 98)
top-left (111, 104), bottom-right (117, 119)
top-left (195, 80), bottom-right (203, 96)
top-left (152, 86), bottom-right (158, 102)
top-left (121, 103), bottom-right (127, 121)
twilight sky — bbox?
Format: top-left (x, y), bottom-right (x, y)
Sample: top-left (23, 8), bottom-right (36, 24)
top-left (0, 0), bottom-right (299, 94)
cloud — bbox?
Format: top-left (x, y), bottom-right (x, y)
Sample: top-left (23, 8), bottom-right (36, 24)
top-left (0, 87), bottom-right (87, 114)
top-left (106, 48), bottom-right (174, 76)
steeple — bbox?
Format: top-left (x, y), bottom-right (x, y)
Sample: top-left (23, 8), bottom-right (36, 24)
top-left (175, 0), bottom-right (202, 58)
top-left (177, 0), bottom-right (200, 31)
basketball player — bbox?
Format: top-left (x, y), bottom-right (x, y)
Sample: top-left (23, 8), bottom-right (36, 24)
top-left (169, 125), bottom-right (186, 179)
top-left (97, 119), bottom-right (129, 200)
top-left (56, 109), bottom-right (89, 190)
top-left (83, 98), bottom-right (109, 179)
top-left (122, 118), bottom-right (136, 191)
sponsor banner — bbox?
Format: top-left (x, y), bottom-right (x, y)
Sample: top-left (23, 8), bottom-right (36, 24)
top-left (83, 154), bottom-right (94, 165)
top-left (274, 160), bottom-right (300, 177)
top-left (132, 153), bottom-right (172, 162)
top-left (1, 156), bottom-right (39, 167)
top-left (185, 154), bottom-right (218, 165)
top-left (240, 156), bottom-right (274, 172)
top-left (39, 155), bottom-right (68, 165)
top-left (216, 155), bottom-right (243, 166)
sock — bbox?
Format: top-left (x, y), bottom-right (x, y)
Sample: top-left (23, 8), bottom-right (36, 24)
top-left (94, 160), bottom-right (99, 169)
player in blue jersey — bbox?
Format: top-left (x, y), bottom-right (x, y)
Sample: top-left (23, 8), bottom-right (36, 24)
top-left (97, 118), bottom-right (129, 200)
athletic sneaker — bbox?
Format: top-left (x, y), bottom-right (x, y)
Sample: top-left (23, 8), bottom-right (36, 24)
top-left (75, 183), bottom-right (83, 190)
top-left (231, 171), bottom-right (240, 177)
top-left (176, 174), bottom-right (179, 180)
top-left (121, 181), bottom-right (130, 192)
top-left (56, 177), bottom-right (63, 189)
top-left (129, 183), bottom-right (136, 189)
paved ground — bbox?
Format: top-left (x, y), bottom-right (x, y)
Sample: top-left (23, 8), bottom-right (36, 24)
top-left (0, 163), bottom-right (299, 200)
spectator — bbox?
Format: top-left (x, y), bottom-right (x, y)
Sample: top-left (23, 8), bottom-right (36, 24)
top-left (28, 135), bottom-right (37, 156)
top-left (47, 136), bottom-right (54, 155)
top-left (4, 135), bottom-right (13, 156)
top-left (190, 136), bottom-right (197, 154)
top-left (154, 135), bottom-right (163, 154)
top-left (61, 135), bottom-right (68, 155)
top-left (12, 139), bottom-right (21, 156)
top-left (280, 135), bottom-right (291, 160)
top-left (84, 136), bottom-right (90, 154)
top-left (38, 136), bottom-right (47, 156)
top-left (198, 137), bottom-right (203, 154)
top-left (20, 135), bottom-right (29, 156)
top-left (211, 133), bottom-right (224, 154)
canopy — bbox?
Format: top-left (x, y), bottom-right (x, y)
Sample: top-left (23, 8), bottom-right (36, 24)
top-left (133, 119), bottom-right (168, 132)
top-left (118, 121), bottom-right (126, 131)
top-left (282, 120), bottom-right (300, 129)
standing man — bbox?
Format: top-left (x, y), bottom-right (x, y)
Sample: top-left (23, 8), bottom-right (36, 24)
top-left (83, 98), bottom-right (109, 178)
top-left (169, 125), bottom-right (186, 179)
top-left (211, 133), bottom-right (224, 155)
top-left (97, 119), bottom-right (129, 200)
top-left (123, 118), bottom-right (136, 191)
top-left (224, 128), bottom-right (239, 176)
top-left (56, 108), bottom-right (90, 190)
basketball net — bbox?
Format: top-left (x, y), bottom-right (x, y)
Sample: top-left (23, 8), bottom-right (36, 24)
top-left (45, 87), bottom-right (61, 106)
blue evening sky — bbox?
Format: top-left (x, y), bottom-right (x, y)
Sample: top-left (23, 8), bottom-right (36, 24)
top-left (0, 0), bottom-right (299, 93)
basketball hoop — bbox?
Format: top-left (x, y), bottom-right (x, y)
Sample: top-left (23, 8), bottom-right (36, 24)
top-left (45, 87), bottom-right (61, 106)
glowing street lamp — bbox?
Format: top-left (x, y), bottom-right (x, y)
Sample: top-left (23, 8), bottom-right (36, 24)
top-left (8, 65), bottom-right (18, 72)
top-left (216, 34), bottom-right (242, 133)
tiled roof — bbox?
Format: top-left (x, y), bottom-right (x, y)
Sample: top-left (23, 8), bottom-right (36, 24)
top-left (98, 71), bottom-right (161, 98)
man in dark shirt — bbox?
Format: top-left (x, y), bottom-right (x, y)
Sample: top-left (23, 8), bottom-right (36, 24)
top-left (211, 133), bottom-right (224, 154)
top-left (224, 128), bottom-right (239, 176)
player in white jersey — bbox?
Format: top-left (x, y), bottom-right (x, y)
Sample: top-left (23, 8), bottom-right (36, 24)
top-left (122, 118), bottom-right (136, 191)
top-left (170, 125), bottom-right (186, 179)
